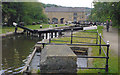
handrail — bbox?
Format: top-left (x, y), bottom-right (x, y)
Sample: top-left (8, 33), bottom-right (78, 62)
top-left (62, 35), bottom-right (97, 39)
top-left (98, 33), bottom-right (107, 44)
top-left (78, 67), bottom-right (105, 69)
top-left (48, 43), bottom-right (109, 46)
top-left (77, 55), bottom-right (107, 58)
top-left (101, 46), bottom-right (107, 57)
top-left (101, 36), bottom-right (107, 44)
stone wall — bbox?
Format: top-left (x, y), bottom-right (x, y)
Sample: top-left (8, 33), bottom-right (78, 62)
top-left (45, 12), bottom-right (86, 24)
top-left (40, 45), bottom-right (77, 73)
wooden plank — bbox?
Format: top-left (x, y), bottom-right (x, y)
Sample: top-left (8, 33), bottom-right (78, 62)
top-left (37, 39), bottom-right (49, 44)
top-left (21, 48), bottom-right (37, 73)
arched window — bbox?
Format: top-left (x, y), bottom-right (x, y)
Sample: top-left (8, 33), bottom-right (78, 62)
top-left (60, 18), bottom-right (64, 24)
top-left (74, 13), bottom-right (77, 16)
top-left (52, 18), bottom-right (58, 24)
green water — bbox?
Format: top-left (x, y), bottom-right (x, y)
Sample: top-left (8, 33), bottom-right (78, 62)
top-left (2, 34), bottom-right (41, 74)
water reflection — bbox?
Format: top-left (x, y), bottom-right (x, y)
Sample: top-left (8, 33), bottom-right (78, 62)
top-left (13, 49), bottom-right (20, 72)
top-left (2, 34), bottom-right (41, 74)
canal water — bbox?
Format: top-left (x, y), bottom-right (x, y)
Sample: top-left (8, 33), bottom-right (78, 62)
top-left (1, 34), bottom-right (41, 74)
top-left (1, 31), bottom-right (88, 74)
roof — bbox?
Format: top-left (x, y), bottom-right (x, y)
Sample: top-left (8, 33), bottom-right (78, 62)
top-left (45, 7), bottom-right (90, 12)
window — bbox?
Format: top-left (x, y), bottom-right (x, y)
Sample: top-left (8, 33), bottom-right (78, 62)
top-left (74, 13), bottom-right (77, 16)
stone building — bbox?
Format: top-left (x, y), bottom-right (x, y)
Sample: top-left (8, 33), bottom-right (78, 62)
top-left (44, 7), bottom-right (91, 24)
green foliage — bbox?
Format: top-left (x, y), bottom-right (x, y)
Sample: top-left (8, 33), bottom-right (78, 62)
top-left (37, 69), bottom-right (40, 74)
top-left (89, 2), bottom-right (120, 28)
top-left (78, 26), bottom-right (118, 73)
top-left (41, 3), bottom-right (62, 8)
top-left (2, 2), bottom-right (48, 26)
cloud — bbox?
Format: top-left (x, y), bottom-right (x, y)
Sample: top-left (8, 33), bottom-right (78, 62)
top-left (39, 0), bottom-right (94, 8)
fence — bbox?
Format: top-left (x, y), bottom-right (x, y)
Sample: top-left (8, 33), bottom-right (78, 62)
top-left (39, 29), bottom-right (110, 72)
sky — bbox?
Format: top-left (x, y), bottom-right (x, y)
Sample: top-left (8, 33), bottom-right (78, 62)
top-left (39, 0), bottom-right (94, 8)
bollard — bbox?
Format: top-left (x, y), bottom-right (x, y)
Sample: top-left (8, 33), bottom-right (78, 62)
top-left (105, 41), bottom-right (109, 72)
top-left (55, 24), bottom-right (58, 27)
top-left (40, 25), bottom-right (42, 28)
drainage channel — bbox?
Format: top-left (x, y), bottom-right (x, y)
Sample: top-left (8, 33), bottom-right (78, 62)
top-left (70, 47), bottom-right (88, 68)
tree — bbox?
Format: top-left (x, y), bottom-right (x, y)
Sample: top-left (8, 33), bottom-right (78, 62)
top-left (2, 2), bottom-right (48, 26)
top-left (89, 2), bottom-right (120, 28)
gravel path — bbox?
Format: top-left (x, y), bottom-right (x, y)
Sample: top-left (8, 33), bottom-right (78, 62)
top-left (103, 26), bottom-right (118, 56)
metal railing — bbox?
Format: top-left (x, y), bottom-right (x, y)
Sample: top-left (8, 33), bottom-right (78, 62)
top-left (38, 29), bottom-right (110, 72)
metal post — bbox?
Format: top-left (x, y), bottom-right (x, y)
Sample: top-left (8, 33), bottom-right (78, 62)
top-left (46, 33), bottom-right (48, 39)
top-left (42, 43), bottom-right (45, 48)
top-left (28, 31), bottom-right (30, 36)
top-left (27, 31), bottom-right (28, 36)
top-left (51, 32), bottom-right (53, 38)
top-left (42, 33), bottom-right (44, 39)
top-left (15, 26), bottom-right (18, 33)
top-left (55, 32), bottom-right (57, 37)
top-left (49, 33), bottom-right (51, 43)
top-left (99, 33), bottom-right (101, 55)
top-left (31, 33), bottom-right (33, 36)
top-left (23, 29), bottom-right (26, 33)
top-left (71, 29), bottom-right (73, 44)
top-left (39, 33), bottom-right (41, 38)
top-left (59, 31), bottom-right (62, 36)
top-left (26, 65), bottom-right (29, 71)
top-left (105, 41), bottom-right (109, 72)
top-left (96, 30), bottom-right (98, 44)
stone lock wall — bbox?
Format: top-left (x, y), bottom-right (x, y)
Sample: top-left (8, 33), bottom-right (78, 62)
top-left (40, 45), bottom-right (77, 73)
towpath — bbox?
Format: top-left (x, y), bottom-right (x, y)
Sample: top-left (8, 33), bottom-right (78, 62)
top-left (103, 26), bottom-right (118, 56)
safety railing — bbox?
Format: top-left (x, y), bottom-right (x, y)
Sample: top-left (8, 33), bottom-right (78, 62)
top-left (38, 29), bottom-right (110, 72)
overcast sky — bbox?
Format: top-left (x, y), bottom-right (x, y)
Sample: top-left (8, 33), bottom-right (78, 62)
top-left (39, 0), bottom-right (94, 8)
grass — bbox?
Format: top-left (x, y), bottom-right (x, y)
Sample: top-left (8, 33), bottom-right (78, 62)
top-left (24, 24), bottom-right (70, 30)
top-left (1, 24), bottom-right (70, 34)
top-left (51, 26), bottom-right (103, 44)
top-left (51, 32), bottom-right (97, 44)
top-left (78, 26), bottom-right (118, 74)
top-left (51, 25), bottom-right (118, 74)
top-left (2, 26), bottom-right (23, 34)
top-left (1, 25), bottom-right (118, 73)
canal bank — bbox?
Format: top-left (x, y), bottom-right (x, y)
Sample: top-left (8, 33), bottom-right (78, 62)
top-left (1, 25), bottom-right (113, 74)
top-left (0, 31), bottom-right (23, 38)
top-left (1, 34), bottom-right (41, 74)
top-left (1, 24), bottom-right (75, 74)
top-left (21, 29), bottom-right (98, 74)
